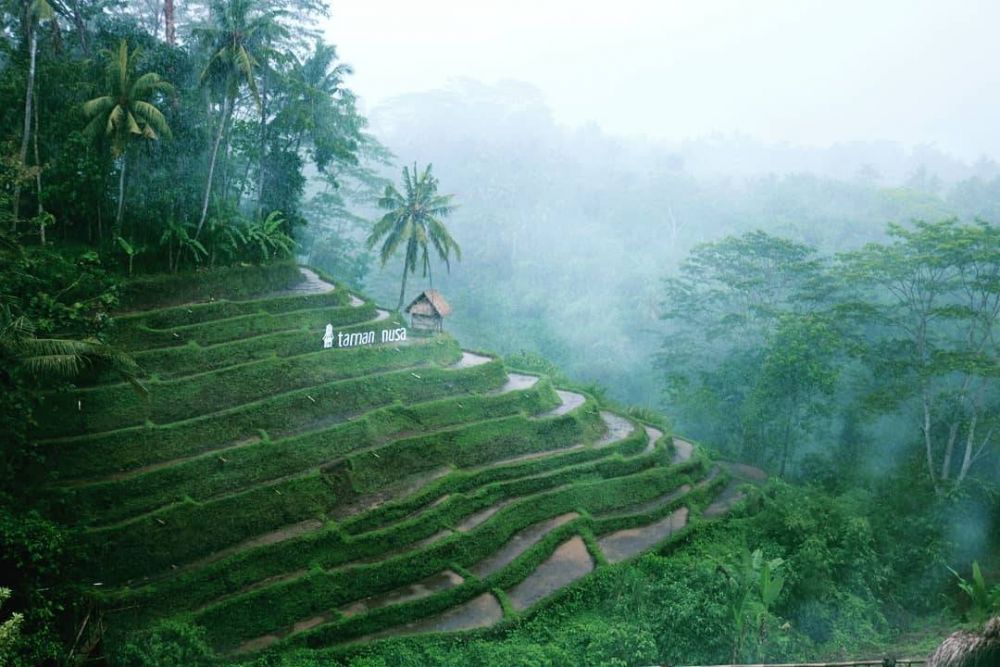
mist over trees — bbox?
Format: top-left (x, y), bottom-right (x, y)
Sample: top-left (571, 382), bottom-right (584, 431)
top-left (0, 5), bottom-right (997, 662)
top-left (327, 79), bottom-right (1000, 410)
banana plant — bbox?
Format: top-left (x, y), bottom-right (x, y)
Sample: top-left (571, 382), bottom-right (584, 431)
top-left (115, 235), bottom-right (144, 276)
top-left (243, 210), bottom-right (295, 263)
top-left (160, 220), bottom-right (207, 273)
top-left (719, 547), bottom-right (787, 662)
top-left (950, 561), bottom-right (1000, 623)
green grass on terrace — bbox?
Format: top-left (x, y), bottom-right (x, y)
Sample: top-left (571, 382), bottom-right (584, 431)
top-left (99, 422), bottom-right (673, 627)
top-left (47, 265), bottom-right (726, 659)
top-left (78, 383), bottom-right (593, 583)
top-left (35, 329), bottom-right (448, 438)
top-left (127, 317), bottom-right (405, 380)
top-left (109, 300), bottom-right (376, 352)
top-left (57, 376), bottom-right (561, 527)
top-left (43, 348), bottom-right (504, 482)
top-left (195, 459), bottom-right (715, 652)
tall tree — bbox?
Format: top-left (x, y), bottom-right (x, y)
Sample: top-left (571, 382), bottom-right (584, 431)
top-left (11, 0), bottom-right (54, 231)
top-left (658, 231), bottom-right (829, 469)
top-left (192, 0), bottom-right (286, 236)
top-left (82, 40), bottom-right (173, 235)
top-left (840, 219), bottom-right (999, 490)
top-left (164, 0), bottom-right (175, 44)
top-left (367, 163), bottom-right (460, 310)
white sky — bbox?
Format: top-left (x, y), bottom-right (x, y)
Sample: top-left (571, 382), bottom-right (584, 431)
top-left (323, 0), bottom-right (1000, 161)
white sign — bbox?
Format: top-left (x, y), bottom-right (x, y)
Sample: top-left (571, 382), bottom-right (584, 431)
top-left (325, 325), bottom-right (408, 349)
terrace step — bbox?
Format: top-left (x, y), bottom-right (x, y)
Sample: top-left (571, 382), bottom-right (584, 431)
top-left (507, 535), bottom-right (594, 611)
top-left (470, 512), bottom-right (579, 578)
top-left (274, 268), bottom-right (336, 296)
top-left (597, 506), bottom-right (690, 564)
top-left (365, 592), bottom-right (503, 641)
top-left (542, 390), bottom-right (586, 417)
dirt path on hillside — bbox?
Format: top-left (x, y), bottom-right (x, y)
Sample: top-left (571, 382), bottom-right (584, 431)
top-left (541, 390), bottom-right (585, 417)
top-left (455, 501), bottom-right (513, 532)
top-left (597, 506), bottom-right (690, 564)
top-left (64, 435), bottom-right (263, 488)
top-left (491, 373), bottom-right (539, 394)
top-left (702, 461), bottom-right (768, 518)
top-left (451, 351), bottom-right (493, 368)
top-left (480, 444), bottom-right (585, 470)
top-left (596, 411), bottom-right (635, 447)
top-left (672, 437), bottom-right (694, 464)
top-left (507, 536), bottom-right (594, 611)
top-left (274, 268), bottom-right (335, 296)
top-left (181, 519), bottom-right (323, 575)
top-left (643, 426), bottom-right (663, 454)
top-left (470, 512), bottom-right (579, 577)
top-left (331, 466), bottom-right (452, 520)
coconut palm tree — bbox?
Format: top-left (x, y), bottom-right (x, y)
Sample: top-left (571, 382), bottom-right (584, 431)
top-left (367, 163), bottom-right (460, 310)
top-left (0, 297), bottom-right (141, 389)
top-left (193, 0), bottom-right (287, 236)
top-left (82, 40), bottom-right (173, 236)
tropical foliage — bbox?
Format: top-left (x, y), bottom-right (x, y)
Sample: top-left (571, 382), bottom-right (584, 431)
top-left (367, 163), bottom-right (461, 309)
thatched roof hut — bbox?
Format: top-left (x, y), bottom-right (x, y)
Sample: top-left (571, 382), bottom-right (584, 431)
top-left (405, 290), bottom-right (452, 332)
top-left (927, 616), bottom-right (1000, 667)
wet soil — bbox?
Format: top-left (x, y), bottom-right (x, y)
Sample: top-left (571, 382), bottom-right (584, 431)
top-left (507, 536), bottom-right (594, 611)
top-left (340, 570), bottom-right (465, 617)
top-left (597, 506), bottom-right (690, 564)
top-left (470, 512), bottom-right (580, 577)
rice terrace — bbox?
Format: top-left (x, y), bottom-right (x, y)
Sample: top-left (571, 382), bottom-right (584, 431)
top-left (1, 2), bottom-right (998, 666)
top-left (35, 263), bottom-right (756, 658)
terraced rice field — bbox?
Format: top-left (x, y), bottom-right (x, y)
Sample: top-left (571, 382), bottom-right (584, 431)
top-left (38, 267), bottom-right (754, 658)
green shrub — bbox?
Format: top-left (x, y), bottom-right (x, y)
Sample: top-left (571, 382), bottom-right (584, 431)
top-left (109, 620), bottom-right (214, 667)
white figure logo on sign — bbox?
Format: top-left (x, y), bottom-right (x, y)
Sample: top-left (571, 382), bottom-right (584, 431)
top-left (322, 323), bottom-right (334, 349)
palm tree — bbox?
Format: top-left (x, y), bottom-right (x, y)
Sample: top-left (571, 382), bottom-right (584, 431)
top-left (82, 40), bottom-right (173, 236)
top-left (11, 0), bottom-right (54, 232)
top-left (367, 163), bottom-right (460, 310)
top-left (193, 0), bottom-right (287, 236)
top-left (0, 298), bottom-right (141, 390)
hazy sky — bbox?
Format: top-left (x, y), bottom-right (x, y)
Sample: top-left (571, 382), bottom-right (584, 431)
top-left (323, 0), bottom-right (1000, 161)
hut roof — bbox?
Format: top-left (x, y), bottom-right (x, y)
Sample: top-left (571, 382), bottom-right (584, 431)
top-left (405, 290), bottom-right (452, 318)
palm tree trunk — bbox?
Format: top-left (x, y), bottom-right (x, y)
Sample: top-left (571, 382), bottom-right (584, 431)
top-left (13, 25), bottom-right (38, 231)
top-left (164, 0), bottom-right (175, 45)
top-left (197, 94), bottom-right (230, 237)
top-left (397, 260), bottom-right (409, 311)
top-left (115, 155), bottom-right (127, 235)
top-left (256, 64), bottom-right (268, 219)
top-left (70, 0), bottom-right (90, 54)
top-left (33, 94), bottom-right (44, 244)
top-left (220, 106), bottom-right (235, 201)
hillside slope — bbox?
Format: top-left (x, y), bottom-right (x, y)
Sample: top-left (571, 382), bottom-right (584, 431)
top-left (37, 266), bottom-right (751, 659)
